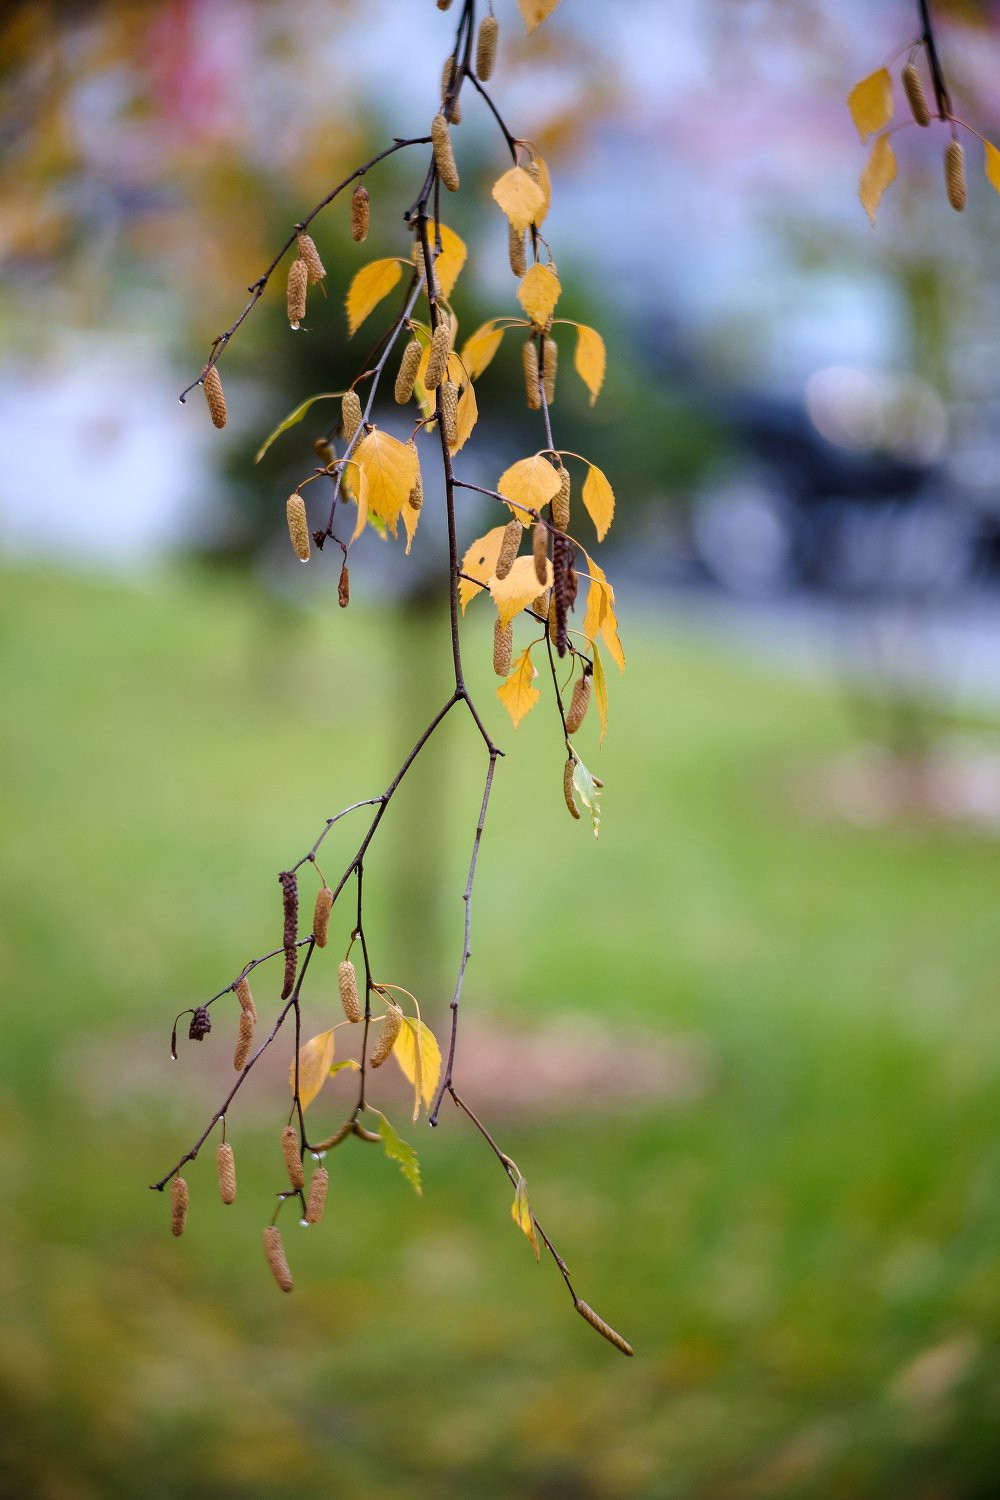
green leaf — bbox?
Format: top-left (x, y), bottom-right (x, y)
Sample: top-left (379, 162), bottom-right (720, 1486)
top-left (573, 757), bottom-right (603, 839)
top-left (329, 1059), bottom-right (360, 1076)
top-left (511, 1175), bottom-right (540, 1260)
top-left (254, 393), bottom-right (339, 464)
top-left (373, 1111), bottom-right (422, 1195)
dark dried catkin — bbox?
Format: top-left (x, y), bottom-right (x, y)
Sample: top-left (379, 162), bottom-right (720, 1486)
top-left (563, 757), bottom-right (581, 820)
top-left (945, 140), bottom-right (967, 211)
top-left (552, 532), bottom-right (571, 656)
top-left (395, 339), bottom-right (421, 404)
top-left (575, 1299), bottom-right (634, 1356)
top-left (493, 617), bottom-right (513, 676)
top-left (552, 467), bottom-right (571, 531)
top-left (263, 1226), bottom-right (293, 1292)
top-left (532, 520), bottom-right (548, 585)
top-left (313, 886), bottom-right (333, 947)
top-left (338, 563), bottom-right (350, 608)
top-left (203, 365), bottom-right (227, 429)
top-left (542, 335), bottom-right (558, 405)
top-left (286, 493), bottom-right (310, 562)
top-left (902, 62), bottom-right (931, 126)
top-left (281, 1125), bottom-right (304, 1191)
top-left (296, 232), bottom-right (326, 283)
top-left (217, 1142), bottom-right (237, 1204)
top-left (370, 1005), bottom-right (402, 1067)
top-left (440, 379), bottom-right (458, 446)
top-left (305, 1167), bottom-right (329, 1225)
top-left (234, 1008), bottom-right (254, 1071)
top-left (476, 15), bottom-right (499, 81)
top-left (431, 113), bottom-right (460, 192)
top-left (565, 672), bottom-right (592, 734)
top-left (279, 870), bottom-right (298, 1000)
top-left (522, 339), bottom-right (541, 410)
top-left (170, 1175), bottom-right (189, 1236)
top-left (495, 519), bottom-right (522, 580)
top-left (425, 321), bottom-right (450, 390)
top-left (338, 959), bottom-right (362, 1023)
top-left (341, 389), bottom-right (363, 444)
top-left (287, 257), bottom-right (308, 326)
top-left (351, 183), bottom-right (370, 242)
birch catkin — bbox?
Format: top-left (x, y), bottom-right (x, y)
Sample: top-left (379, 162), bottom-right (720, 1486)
top-left (563, 756), bottom-right (581, 820)
top-left (395, 339), bottom-right (421, 403)
top-left (287, 257), bottom-right (308, 326)
top-left (313, 886), bottom-right (333, 947)
top-left (351, 183), bottom-right (369, 243)
top-left (370, 1005), bottom-right (402, 1067)
top-left (532, 520), bottom-right (548, 585)
top-left (440, 379), bottom-right (458, 447)
top-left (902, 62), bottom-right (931, 127)
top-left (476, 16), bottom-right (499, 81)
top-left (431, 113), bottom-right (460, 192)
top-left (338, 959), bottom-right (362, 1023)
top-left (493, 617), bottom-right (513, 676)
top-left (440, 57), bottom-right (462, 124)
top-left (338, 563), bottom-right (350, 608)
top-left (552, 467), bottom-right (570, 531)
top-left (279, 869), bottom-right (298, 1000)
top-left (342, 389), bottom-right (363, 444)
top-left (575, 1300), bottom-right (634, 1356)
top-left (508, 223), bottom-right (527, 278)
top-left (305, 1167), bottom-right (329, 1225)
top-left (235, 977), bottom-right (257, 1024)
top-left (522, 339), bottom-right (541, 410)
top-left (263, 1226), bottom-right (293, 1292)
top-left (542, 336), bottom-right (558, 406)
top-left (296, 232), bottom-right (326, 283)
top-left (203, 365), bottom-right (227, 429)
top-left (945, 140), bottom-right (967, 211)
top-left (234, 1007), bottom-right (254, 1070)
top-left (286, 493), bottom-right (310, 562)
top-left (425, 321), bottom-right (450, 391)
top-left (495, 519), bottom-right (522, 580)
top-left (281, 1125), bottom-right (304, 1191)
top-left (170, 1176), bottom-right (189, 1236)
top-left (217, 1142), bottom-right (237, 1204)
top-left (565, 672), bottom-right (592, 733)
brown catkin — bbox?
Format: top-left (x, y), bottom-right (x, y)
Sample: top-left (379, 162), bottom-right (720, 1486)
top-left (407, 444), bottom-right (423, 511)
top-left (495, 518), bottom-right (522, 580)
top-left (476, 15), bottom-right (499, 80)
top-left (234, 1008), bottom-right (254, 1070)
top-left (425, 321), bottom-right (450, 391)
top-left (508, 223), bottom-right (527, 277)
top-left (552, 532), bottom-right (571, 656)
top-left (565, 672), bottom-right (593, 734)
top-left (395, 339), bottom-right (421, 404)
top-left (203, 365), bottom-right (227, 429)
top-left (235, 977), bottom-right (257, 1024)
top-left (532, 590), bottom-right (549, 617)
top-left (522, 339), bottom-right (541, 410)
top-left (902, 62), bottom-right (931, 127)
top-left (281, 1125), bottom-right (304, 1191)
top-left (296, 232), bottom-right (326, 283)
top-left (945, 140), bottom-right (967, 211)
top-left (532, 520), bottom-right (548, 585)
top-left (542, 335), bottom-right (558, 405)
top-left (286, 493), bottom-right (310, 562)
top-left (313, 885), bottom-right (333, 947)
top-left (170, 1176), bottom-right (189, 1236)
top-left (351, 183), bottom-right (370, 242)
top-left (352, 1122), bottom-right (381, 1143)
top-left (440, 57), bottom-right (462, 124)
top-left (287, 256), bottom-right (308, 326)
top-left (217, 1142), bottom-right (237, 1204)
top-left (552, 467), bottom-right (570, 531)
top-left (548, 590), bottom-right (559, 646)
top-left (338, 563), bottom-right (350, 608)
top-left (440, 379), bottom-right (458, 447)
top-left (563, 756), bottom-right (581, 820)
top-left (370, 1005), bottom-right (402, 1067)
top-left (314, 438), bottom-right (335, 465)
top-left (493, 617), bottom-right (513, 677)
top-left (305, 1167), bottom-right (329, 1225)
top-left (338, 959), bottom-right (362, 1023)
top-left (279, 869), bottom-right (298, 1000)
top-left (575, 1300), bottom-right (634, 1357)
top-left (341, 389), bottom-right (363, 444)
top-left (263, 1226), bottom-right (293, 1293)
top-left (431, 113), bottom-right (460, 192)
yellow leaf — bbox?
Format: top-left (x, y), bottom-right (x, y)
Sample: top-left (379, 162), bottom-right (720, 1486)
top-left (572, 324), bottom-right (606, 406)
top-left (491, 166), bottom-right (546, 233)
top-left (292, 1028), bottom-right (336, 1111)
top-left (859, 134), bottom-right (897, 226)
top-left (583, 553), bottom-right (625, 674)
top-left (413, 222), bottom-right (467, 301)
top-left (345, 258), bottom-right (403, 337)
top-left (497, 646), bottom-right (541, 728)
top-left (342, 459), bottom-right (369, 543)
top-left (353, 428), bottom-right (419, 532)
top-left (511, 1175), bottom-right (540, 1260)
top-left (518, 0), bottom-right (561, 35)
top-left (531, 155), bottom-right (552, 224)
top-left (392, 1015), bottom-right (442, 1121)
top-left (462, 320), bottom-right (506, 380)
top-left (581, 462), bottom-right (615, 542)
top-left (490, 555), bottom-right (553, 630)
top-left (985, 141), bottom-right (1000, 194)
top-left (460, 526), bottom-right (507, 612)
top-left (497, 454), bottom-right (562, 519)
top-left (591, 640), bottom-right (608, 744)
top-left (450, 378), bottom-right (478, 455)
top-left (847, 67), bottom-right (893, 142)
top-left (517, 263), bottom-right (561, 327)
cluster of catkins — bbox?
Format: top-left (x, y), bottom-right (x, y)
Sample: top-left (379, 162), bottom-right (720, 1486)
top-left (900, 58), bottom-right (967, 210)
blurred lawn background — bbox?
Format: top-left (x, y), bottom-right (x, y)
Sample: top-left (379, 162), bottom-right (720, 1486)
top-left (4, 1), bottom-right (1000, 1497)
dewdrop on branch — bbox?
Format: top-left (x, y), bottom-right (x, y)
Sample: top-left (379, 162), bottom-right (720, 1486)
top-left (945, 140), bottom-right (967, 210)
top-left (522, 339), bottom-right (541, 410)
top-left (440, 379), bottom-right (458, 446)
top-left (282, 1125), bottom-right (304, 1191)
top-left (287, 256), bottom-right (308, 328)
top-left (341, 389), bottom-right (363, 444)
top-left (351, 183), bottom-right (370, 243)
top-left (313, 886), bottom-right (333, 947)
top-left (370, 1005), bottom-right (402, 1067)
top-left (495, 519), bottom-right (522, 580)
top-left (235, 977), bottom-right (256, 1024)
top-left (552, 467), bottom-right (571, 531)
top-left (565, 671), bottom-right (592, 734)
top-left (508, 223), bottom-right (527, 278)
top-left (338, 563), bottom-right (350, 608)
top-left (263, 1226), bottom-right (293, 1293)
top-left (542, 336), bottom-right (558, 406)
top-left (202, 365), bottom-right (227, 429)
top-left (431, 113), bottom-right (460, 192)
top-left (532, 521), bottom-right (548, 585)
top-left (494, 617), bottom-right (513, 677)
top-left (902, 62), bottom-right (931, 126)
top-left (217, 1142), bottom-right (237, 1205)
top-left (338, 959), bottom-right (362, 1023)
top-left (296, 232), bottom-right (326, 283)
top-left (170, 1176), bottom-right (189, 1236)
top-left (234, 1008), bottom-right (254, 1071)
top-left (305, 1168), bottom-right (329, 1225)
top-left (476, 15), bottom-right (499, 81)
top-left (575, 1300), bottom-right (634, 1357)
top-left (395, 339), bottom-right (422, 403)
top-left (286, 493), bottom-right (310, 562)
top-left (425, 321), bottom-right (450, 390)
top-left (563, 757), bottom-right (581, 820)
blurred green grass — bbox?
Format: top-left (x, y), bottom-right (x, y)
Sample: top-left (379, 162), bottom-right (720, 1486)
top-left (2, 564), bottom-right (999, 1499)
